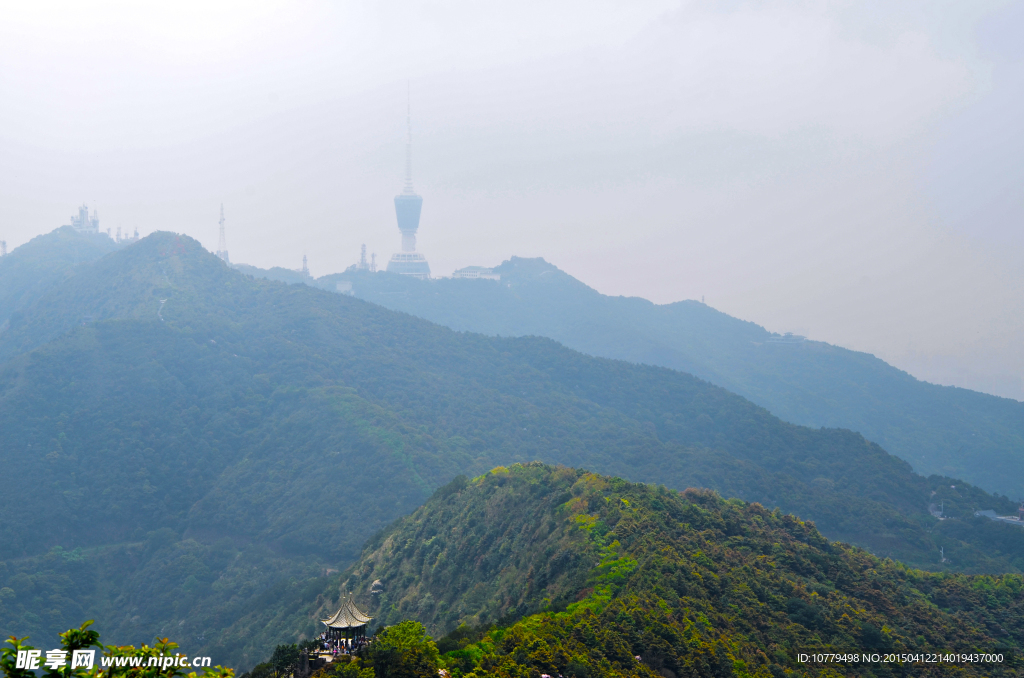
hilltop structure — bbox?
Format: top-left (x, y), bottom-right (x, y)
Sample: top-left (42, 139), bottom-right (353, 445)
top-left (114, 226), bottom-right (139, 244)
top-left (452, 266), bottom-right (500, 280)
top-left (320, 595), bottom-right (372, 644)
top-left (65, 205), bottom-right (99, 234)
top-left (215, 204), bottom-right (229, 263)
top-left (354, 244), bottom-right (377, 272)
top-left (386, 96), bottom-right (430, 279)
top-left (1, 239), bottom-right (6, 257)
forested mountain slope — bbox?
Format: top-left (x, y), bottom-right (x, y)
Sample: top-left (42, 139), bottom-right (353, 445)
top-left (8, 229), bottom-right (1021, 498)
top-left (0, 227), bottom-right (118, 337)
top-left (311, 259), bottom-right (1024, 500)
top-left (262, 464), bottom-right (1024, 677)
top-left (1, 233), bottom-right (1022, 669)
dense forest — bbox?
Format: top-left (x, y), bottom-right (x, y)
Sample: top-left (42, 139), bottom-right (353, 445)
top-left (256, 464), bottom-right (1024, 677)
top-left (7, 230), bottom-right (1023, 499)
top-left (1, 232), bottom-right (1023, 669)
top-left (318, 258), bottom-right (1024, 500)
top-left (0, 227), bottom-right (118, 341)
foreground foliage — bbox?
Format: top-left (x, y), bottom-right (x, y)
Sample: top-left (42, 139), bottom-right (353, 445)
top-left (0, 621), bottom-right (232, 678)
top-left (329, 464), bottom-right (1024, 677)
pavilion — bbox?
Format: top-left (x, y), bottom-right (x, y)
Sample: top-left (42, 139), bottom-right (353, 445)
top-left (321, 595), bottom-right (373, 645)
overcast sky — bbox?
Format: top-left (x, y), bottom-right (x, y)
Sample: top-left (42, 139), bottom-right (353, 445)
top-left (1, 0), bottom-right (1022, 400)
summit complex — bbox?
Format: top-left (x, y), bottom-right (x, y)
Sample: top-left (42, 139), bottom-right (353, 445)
top-left (386, 98), bottom-right (430, 279)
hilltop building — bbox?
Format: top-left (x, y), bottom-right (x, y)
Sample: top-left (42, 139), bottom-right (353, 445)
top-left (65, 205), bottom-right (100, 234)
top-left (215, 204), bottom-right (229, 263)
top-left (386, 98), bottom-right (430, 279)
top-left (453, 266), bottom-right (500, 281)
top-left (766, 333), bottom-right (806, 344)
top-left (115, 226), bottom-right (139, 244)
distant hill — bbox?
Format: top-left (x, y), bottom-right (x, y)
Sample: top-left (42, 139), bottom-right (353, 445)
top-left (1, 233), bottom-right (1023, 669)
top-left (306, 259), bottom-right (1024, 500)
top-left (0, 227), bottom-right (118, 336)
top-left (233, 263), bottom-right (311, 286)
top-left (253, 464), bottom-right (1024, 677)
top-left (8, 231), bottom-right (1021, 498)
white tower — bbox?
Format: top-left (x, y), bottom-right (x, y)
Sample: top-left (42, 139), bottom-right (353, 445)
top-left (215, 204), bottom-right (229, 263)
top-left (386, 87), bottom-right (430, 279)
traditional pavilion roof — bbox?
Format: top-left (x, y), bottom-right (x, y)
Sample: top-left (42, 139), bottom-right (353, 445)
top-left (321, 596), bottom-right (373, 629)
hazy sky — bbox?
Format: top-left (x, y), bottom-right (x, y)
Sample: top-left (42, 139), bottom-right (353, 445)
top-left (1, 1), bottom-right (1022, 400)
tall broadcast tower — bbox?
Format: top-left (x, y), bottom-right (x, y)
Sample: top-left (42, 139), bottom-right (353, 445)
top-left (386, 89), bottom-right (430, 278)
top-left (215, 204), bottom-right (229, 263)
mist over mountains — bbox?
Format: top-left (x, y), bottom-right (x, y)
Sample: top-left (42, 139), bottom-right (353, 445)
top-left (1, 229), bottom-right (1022, 669)
top-left (4, 4), bottom-right (1023, 674)
top-left (270, 254), bottom-right (1024, 500)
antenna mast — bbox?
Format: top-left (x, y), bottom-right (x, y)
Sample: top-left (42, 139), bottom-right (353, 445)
top-left (404, 82), bottom-right (414, 194)
top-left (215, 204), bottom-right (230, 263)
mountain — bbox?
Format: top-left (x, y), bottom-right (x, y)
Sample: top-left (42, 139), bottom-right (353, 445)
top-left (233, 263), bottom-right (311, 287)
top-left (0, 227), bottom-right (119, 337)
top-left (1, 233), bottom-right (1023, 669)
top-left (259, 464), bottom-right (1024, 677)
top-left (310, 259), bottom-right (1024, 500)
top-left (6, 230), bottom-right (1021, 498)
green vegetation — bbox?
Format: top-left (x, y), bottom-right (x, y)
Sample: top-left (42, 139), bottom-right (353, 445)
top-left (313, 257), bottom-right (1024, 500)
top-left (0, 227), bottom-right (118, 353)
top-left (1, 233), bottom-right (1023, 670)
top-left (365, 621), bottom-right (439, 678)
top-left (6, 231), bottom-right (1023, 498)
top-left (315, 464), bottom-right (1024, 677)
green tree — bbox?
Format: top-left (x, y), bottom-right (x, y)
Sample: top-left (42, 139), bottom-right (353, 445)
top-left (270, 645), bottom-right (299, 678)
top-left (366, 622), bottom-right (439, 678)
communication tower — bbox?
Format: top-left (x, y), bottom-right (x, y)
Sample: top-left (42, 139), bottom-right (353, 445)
top-left (0, 239), bottom-right (6, 257)
top-left (386, 88), bottom-right (430, 279)
top-left (302, 254), bottom-right (309, 277)
top-left (215, 204), bottom-right (230, 263)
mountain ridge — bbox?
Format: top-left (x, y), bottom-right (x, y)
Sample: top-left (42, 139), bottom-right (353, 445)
top-left (256, 463), bottom-right (1024, 677)
top-left (1, 232), bottom-right (1022, 670)
top-left (6, 229), bottom-right (1020, 498)
top-left (310, 256), bottom-right (1024, 499)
